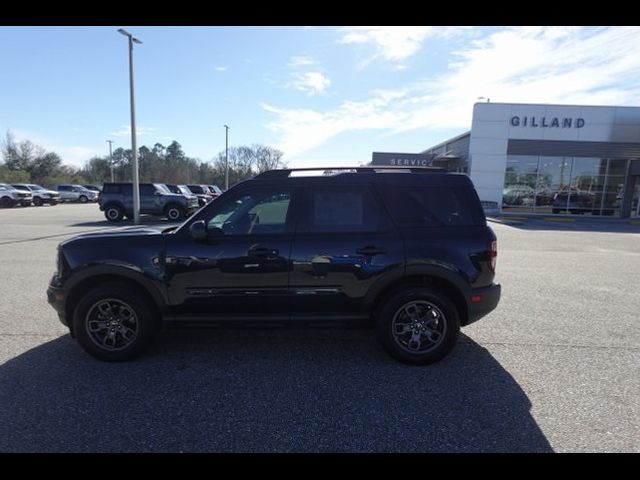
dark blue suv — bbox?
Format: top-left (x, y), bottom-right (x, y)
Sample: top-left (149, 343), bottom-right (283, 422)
top-left (48, 167), bottom-right (500, 364)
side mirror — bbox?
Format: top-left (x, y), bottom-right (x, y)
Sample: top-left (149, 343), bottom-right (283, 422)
top-left (189, 220), bottom-right (208, 240)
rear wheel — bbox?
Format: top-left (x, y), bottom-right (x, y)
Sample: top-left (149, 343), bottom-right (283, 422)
top-left (165, 204), bottom-right (185, 221)
top-left (377, 287), bottom-right (460, 365)
top-left (72, 283), bottom-right (158, 361)
top-left (104, 204), bottom-right (124, 222)
top-left (33, 197), bottom-right (43, 206)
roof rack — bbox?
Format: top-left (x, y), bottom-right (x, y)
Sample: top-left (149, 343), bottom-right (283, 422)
top-left (254, 166), bottom-right (445, 179)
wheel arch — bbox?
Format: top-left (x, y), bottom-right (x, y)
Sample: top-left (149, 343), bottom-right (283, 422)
top-left (64, 268), bottom-right (166, 336)
top-left (367, 271), bottom-right (469, 326)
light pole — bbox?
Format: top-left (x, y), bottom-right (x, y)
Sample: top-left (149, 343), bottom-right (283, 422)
top-left (106, 140), bottom-right (115, 182)
top-left (118, 28), bottom-right (142, 224)
top-left (224, 124), bottom-right (230, 190)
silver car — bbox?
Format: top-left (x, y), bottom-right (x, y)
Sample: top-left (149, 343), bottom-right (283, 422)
top-left (56, 185), bottom-right (98, 203)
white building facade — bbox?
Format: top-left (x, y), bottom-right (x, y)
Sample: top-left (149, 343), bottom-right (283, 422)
top-left (424, 102), bottom-right (640, 217)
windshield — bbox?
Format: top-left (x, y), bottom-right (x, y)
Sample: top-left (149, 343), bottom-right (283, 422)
top-left (178, 186), bottom-right (192, 196)
top-left (28, 184), bottom-right (45, 191)
top-left (155, 183), bottom-right (171, 193)
top-left (210, 185), bottom-right (223, 194)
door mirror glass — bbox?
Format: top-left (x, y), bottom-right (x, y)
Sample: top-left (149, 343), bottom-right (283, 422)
top-left (189, 220), bottom-right (208, 240)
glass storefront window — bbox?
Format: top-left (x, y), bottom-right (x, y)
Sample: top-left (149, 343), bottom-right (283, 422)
top-left (502, 157), bottom-right (629, 216)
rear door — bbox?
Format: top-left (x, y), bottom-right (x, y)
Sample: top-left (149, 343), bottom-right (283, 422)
top-left (288, 183), bottom-right (404, 320)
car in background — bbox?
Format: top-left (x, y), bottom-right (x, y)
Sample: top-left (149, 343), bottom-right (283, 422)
top-left (552, 191), bottom-right (596, 214)
top-left (83, 185), bottom-right (102, 193)
top-left (186, 184), bottom-right (214, 207)
top-left (99, 182), bottom-right (199, 222)
top-left (164, 184), bottom-right (201, 204)
top-left (11, 183), bottom-right (60, 206)
top-left (56, 185), bottom-right (98, 203)
top-left (207, 185), bottom-right (223, 199)
top-left (0, 183), bottom-right (32, 207)
top-left (502, 184), bottom-right (535, 207)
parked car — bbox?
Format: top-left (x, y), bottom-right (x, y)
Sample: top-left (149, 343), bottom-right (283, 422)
top-left (83, 185), bottom-right (102, 193)
top-left (207, 185), bottom-right (223, 198)
top-left (186, 184), bottom-right (214, 207)
top-left (552, 191), bottom-right (596, 214)
top-left (0, 183), bottom-right (32, 207)
top-left (98, 182), bottom-right (199, 222)
top-left (11, 183), bottom-right (60, 206)
top-left (164, 184), bottom-right (201, 205)
top-left (56, 185), bottom-right (98, 203)
top-left (48, 166), bottom-right (501, 364)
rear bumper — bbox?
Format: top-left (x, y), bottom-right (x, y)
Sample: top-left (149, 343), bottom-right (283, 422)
top-left (465, 283), bottom-right (501, 326)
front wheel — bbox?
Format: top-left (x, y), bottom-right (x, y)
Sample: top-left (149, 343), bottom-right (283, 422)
top-left (79, 195), bottom-right (88, 203)
top-left (165, 204), bottom-right (185, 221)
top-left (33, 197), bottom-right (43, 206)
top-left (377, 287), bottom-right (460, 365)
top-left (72, 283), bottom-right (158, 361)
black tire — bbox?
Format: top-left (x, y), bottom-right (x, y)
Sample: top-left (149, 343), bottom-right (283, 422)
top-left (0, 197), bottom-right (15, 208)
top-left (377, 286), bottom-right (460, 365)
top-left (33, 197), bottom-right (43, 206)
top-left (79, 195), bottom-right (88, 203)
top-left (72, 283), bottom-right (158, 362)
top-left (50, 200), bottom-right (58, 206)
top-left (165, 204), bottom-right (185, 221)
top-left (104, 204), bottom-right (124, 222)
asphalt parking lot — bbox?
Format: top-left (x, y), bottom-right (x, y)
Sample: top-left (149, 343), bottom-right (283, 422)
top-left (0, 204), bottom-right (638, 452)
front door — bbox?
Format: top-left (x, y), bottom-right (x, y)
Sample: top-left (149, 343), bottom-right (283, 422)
top-left (289, 184), bottom-right (404, 320)
top-left (164, 186), bottom-right (297, 319)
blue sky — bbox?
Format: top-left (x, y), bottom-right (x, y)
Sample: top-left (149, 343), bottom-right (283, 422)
top-left (2, 26), bottom-right (640, 168)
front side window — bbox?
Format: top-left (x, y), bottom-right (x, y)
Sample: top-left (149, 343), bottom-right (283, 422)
top-left (205, 189), bottom-right (291, 235)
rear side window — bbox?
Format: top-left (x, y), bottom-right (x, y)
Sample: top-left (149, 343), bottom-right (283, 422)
top-left (302, 185), bottom-right (387, 233)
top-left (140, 184), bottom-right (157, 196)
top-left (382, 186), bottom-right (484, 227)
top-left (102, 184), bottom-right (121, 194)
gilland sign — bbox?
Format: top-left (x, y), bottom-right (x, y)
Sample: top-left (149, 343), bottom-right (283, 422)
top-left (371, 152), bottom-right (436, 167)
top-left (510, 116), bottom-right (585, 128)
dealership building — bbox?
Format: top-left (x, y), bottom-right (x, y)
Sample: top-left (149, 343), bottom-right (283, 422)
top-left (377, 102), bottom-right (640, 217)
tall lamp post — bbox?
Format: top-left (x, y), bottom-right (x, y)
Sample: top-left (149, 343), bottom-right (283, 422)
top-left (106, 140), bottom-right (115, 182)
top-left (224, 124), bottom-right (230, 190)
top-left (118, 28), bottom-right (142, 224)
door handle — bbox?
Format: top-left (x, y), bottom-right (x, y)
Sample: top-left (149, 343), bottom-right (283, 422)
top-left (356, 246), bottom-right (387, 256)
top-left (248, 246), bottom-right (279, 258)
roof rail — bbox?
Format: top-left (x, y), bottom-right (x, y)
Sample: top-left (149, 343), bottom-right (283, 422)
top-left (254, 166), bottom-right (445, 179)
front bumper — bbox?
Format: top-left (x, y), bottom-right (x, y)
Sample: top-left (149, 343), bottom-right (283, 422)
top-left (465, 283), bottom-right (501, 325)
top-left (47, 284), bottom-right (69, 327)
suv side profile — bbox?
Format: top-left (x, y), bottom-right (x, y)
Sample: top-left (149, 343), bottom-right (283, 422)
top-left (56, 185), bottom-right (98, 203)
top-left (48, 167), bottom-right (501, 364)
top-left (99, 182), bottom-right (199, 222)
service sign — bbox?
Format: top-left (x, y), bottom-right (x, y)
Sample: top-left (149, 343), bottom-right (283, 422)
top-left (371, 152), bottom-right (436, 167)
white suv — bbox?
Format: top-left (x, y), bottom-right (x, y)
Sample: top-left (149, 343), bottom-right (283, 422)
top-left (12, 184), bottom-right (60, 206)
top-left (0, 183), bottom-right (33, 207)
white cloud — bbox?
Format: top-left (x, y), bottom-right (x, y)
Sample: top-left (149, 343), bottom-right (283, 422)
top-left (265, 26), bottom-right (640, 160)
top-left (288, 56), bottom-right (318, 67)
top-left (214, 65), bottom-right (228, 72)
top-left (287, 72), bottom-right (331, 95)
top-left (110, 125), bottom-right (158, 137)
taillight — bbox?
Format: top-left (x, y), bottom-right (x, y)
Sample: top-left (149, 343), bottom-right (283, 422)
top-left (488, 240), bottom-right (497, 272)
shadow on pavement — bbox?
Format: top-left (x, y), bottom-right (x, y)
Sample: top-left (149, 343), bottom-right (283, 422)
top-left (490, 216), bottom-right (640, 233)
top-left (0, 330), bottom-right (552, 452)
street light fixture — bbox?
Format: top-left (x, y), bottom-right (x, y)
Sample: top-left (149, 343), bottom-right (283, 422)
top-left (118, 28), bottom-right (142, 224)
top-left (224, 124), bottom-right (230, 190)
